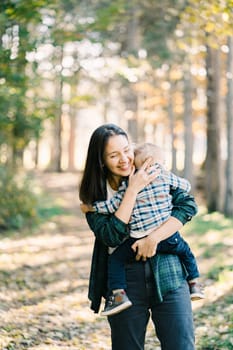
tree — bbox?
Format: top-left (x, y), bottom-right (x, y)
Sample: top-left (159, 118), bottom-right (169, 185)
top-left (224, 36), bottom-right (233, 216)
top-left (205, 46), bottom-right (222, 212)
top-left (180, 0), bottom-right (233, 211)
top-left (0, 0), bottom-right (50, 166)
top-left (183, 68), bottom-right (194, 187)
top-left (88, 0), bottom-right (188, 141)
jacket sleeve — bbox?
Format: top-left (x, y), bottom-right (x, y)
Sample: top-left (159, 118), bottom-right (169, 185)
top-left (86, 212), bottom-right (130, 247)
top-left (170, 187), bottom-right (198, 225)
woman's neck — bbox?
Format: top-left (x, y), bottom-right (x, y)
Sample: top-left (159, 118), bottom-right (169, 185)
top-left (107, 174), bottom-right (122, 190)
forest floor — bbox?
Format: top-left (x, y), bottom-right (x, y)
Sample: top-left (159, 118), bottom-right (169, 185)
top-left (0, 172), bottom-right (232, 350)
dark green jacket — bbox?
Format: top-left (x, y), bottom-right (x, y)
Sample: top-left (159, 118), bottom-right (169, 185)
top-left (86, 188), bottom-right (198, 313)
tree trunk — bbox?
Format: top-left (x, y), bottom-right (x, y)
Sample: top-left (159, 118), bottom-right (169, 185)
top-left (35, 138), bottom-right (39, 169)
top-left (224, 36), bottom-right (233, 216)
top-left (67, 80), bottom-right (78, 172)
top-left (168, 83), bottom-right (177, 173)
top-left (126, 92), bottom-right (138, 142)
top-left (124, 4), bottom-right (140, 142)
top-left (68, 112), bottom-right (76, 172)
top-left (183, 68), bottom-right (194, 188)
top-left (53, 78), bottom-right (63, 172)
top-left (101, 82), bottom-right (111, 124)
top-left (124, 4), bottom-right (140, 54)
top-left (51, 46), bottom-right (64, 172)
top-left (205, 46), bottom-right (222, 212)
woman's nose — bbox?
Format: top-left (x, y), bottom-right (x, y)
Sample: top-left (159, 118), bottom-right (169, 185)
top-left (119, 153), bottom-right (127, 162)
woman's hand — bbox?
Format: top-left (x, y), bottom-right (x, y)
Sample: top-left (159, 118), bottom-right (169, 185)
top-left (131, 217), bottom-right (183, 260)
top-left (131, 235), bottom-right (158, 261)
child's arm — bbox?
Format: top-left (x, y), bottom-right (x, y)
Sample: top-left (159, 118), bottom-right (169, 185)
top-left (132, 216), bottom-right (182, 260)
top-left (131, 187), bottom-right (198, 260)
top-left (93, 183), bottom-right (126, 214)
top-left (164, 170), bottom-right (191, 192)
top-left (80, 203), bottom-right (95, 213)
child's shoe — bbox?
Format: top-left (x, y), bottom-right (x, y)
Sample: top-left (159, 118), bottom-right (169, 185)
top-left (101, 290), bottom-right (132, 316)
top-left (189, 282), bottom-right (205, 301)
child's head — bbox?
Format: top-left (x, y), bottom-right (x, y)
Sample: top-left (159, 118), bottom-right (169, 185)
top-left (134, 143), bottom-right (165, 169)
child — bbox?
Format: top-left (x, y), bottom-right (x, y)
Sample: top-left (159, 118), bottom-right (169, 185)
top-left (83, 143), bottom-right (204, 316)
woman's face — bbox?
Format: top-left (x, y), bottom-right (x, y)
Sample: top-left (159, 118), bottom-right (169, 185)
top-left (103, 135), bottom-right (134, 178)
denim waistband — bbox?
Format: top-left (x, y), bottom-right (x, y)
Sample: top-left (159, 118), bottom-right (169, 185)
top-left (126, 259), bottom-right (156, 297)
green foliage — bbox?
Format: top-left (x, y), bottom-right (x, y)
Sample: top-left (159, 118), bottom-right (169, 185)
top-left (185, 210), bottom-right (233, 236)
top-left (0, 2), bottom-right (37, 160)
top-left (206, 264), bottom-right (233, 281)
top-left (37, 205), bottom-right (64, 220)
top-left (0, 166), bottom-right (38, 229)
top-left (194, 291), bottom-right (233, 350)
top-left (184, 209), bottom-right (233, 350)
top-left (0, 169), bottom-right (65, 233)
top-left (181, 0), bottom-right (233, 47)
top-left (0, 0), bottom-right (90, 166)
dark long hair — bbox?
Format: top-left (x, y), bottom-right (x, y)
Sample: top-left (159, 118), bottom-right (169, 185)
top-left (79, 124), bottom-right (128, 204)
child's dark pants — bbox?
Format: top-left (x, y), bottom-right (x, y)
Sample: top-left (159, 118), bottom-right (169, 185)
top-left (108, 232), bottom-right (199, 291)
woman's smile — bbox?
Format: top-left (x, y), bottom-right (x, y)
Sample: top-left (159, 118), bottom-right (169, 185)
top-left (104, 134), bottom-right (134, 178)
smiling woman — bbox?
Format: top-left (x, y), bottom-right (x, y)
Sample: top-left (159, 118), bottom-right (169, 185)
top-left (103, 134), bottom-right (134, 190)
top-left (79, 123), bottom-right (198, 350)
top-left (79, 124), bottom-right (132, 204)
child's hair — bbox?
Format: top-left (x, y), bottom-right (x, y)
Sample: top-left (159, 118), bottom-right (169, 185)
top-left (134, 143), bottom-right (165, 169)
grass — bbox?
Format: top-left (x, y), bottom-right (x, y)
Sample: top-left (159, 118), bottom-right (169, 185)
top-left (183, 207), bottom-right (233, 350)
top-left (0, 174), bottom-right (233, 349)
top-left (0, 195), bottom-right (65, 240)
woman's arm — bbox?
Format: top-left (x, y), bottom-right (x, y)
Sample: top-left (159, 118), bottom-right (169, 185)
top-left (132, 188), bottom-right (198, 260)
top-left (86, 211), bottom-right (130, 247)
top-left (85, 158), bottom-right (160, 248)
top-left (132, 216), bottom-right (182, 260)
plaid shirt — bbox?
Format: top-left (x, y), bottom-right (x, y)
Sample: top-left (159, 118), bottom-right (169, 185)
top-left (86, 188), bottom-right (197, 313)
top-left (94, 165), bottom-right (191, 237)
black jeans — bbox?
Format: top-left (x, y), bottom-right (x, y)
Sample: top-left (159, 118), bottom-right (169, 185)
top-left (108, 260), bottom-right (195, 350)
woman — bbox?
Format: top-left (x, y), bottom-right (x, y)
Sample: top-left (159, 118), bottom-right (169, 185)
top-left (79, 123), bottom-right (197, 350)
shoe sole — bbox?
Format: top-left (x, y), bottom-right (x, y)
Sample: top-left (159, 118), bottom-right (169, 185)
top-left (101, 301), bottom-right (132, 316)
top-left (190, 293), bottom-right (205, 301)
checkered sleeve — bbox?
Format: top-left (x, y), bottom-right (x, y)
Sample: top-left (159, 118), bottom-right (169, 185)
top-left (93, 182), bottom-right (127, 214)
top-left (163, 170), bottom-right (191, 192)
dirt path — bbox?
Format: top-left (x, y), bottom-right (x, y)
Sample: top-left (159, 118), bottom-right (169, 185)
top-left (0, 172), bottom-right (203, 350)
top-left (0, 172), bottom-right (114, 350)
top-left (1, 172), bottom-right (232, 350)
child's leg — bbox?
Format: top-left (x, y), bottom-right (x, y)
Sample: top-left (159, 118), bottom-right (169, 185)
top-left (108, 237), bottom-right (137, 291)
top-left (101, 237), bottom-right (137, 316)
top-left (157, 232), bottom-right (200, 280)
top-left (157, 232), bottom-right (204, 300)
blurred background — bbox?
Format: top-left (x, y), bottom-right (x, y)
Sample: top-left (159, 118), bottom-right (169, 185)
top-left (0, 2), bottom-right (233, 349)
top-left (0, 0), bottom-right (233, 226)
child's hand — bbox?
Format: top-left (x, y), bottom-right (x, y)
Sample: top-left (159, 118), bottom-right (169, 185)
top-left (128, 157), bottom-right (160, 193)
top-left (80, 203), bottom-right (95, 213)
